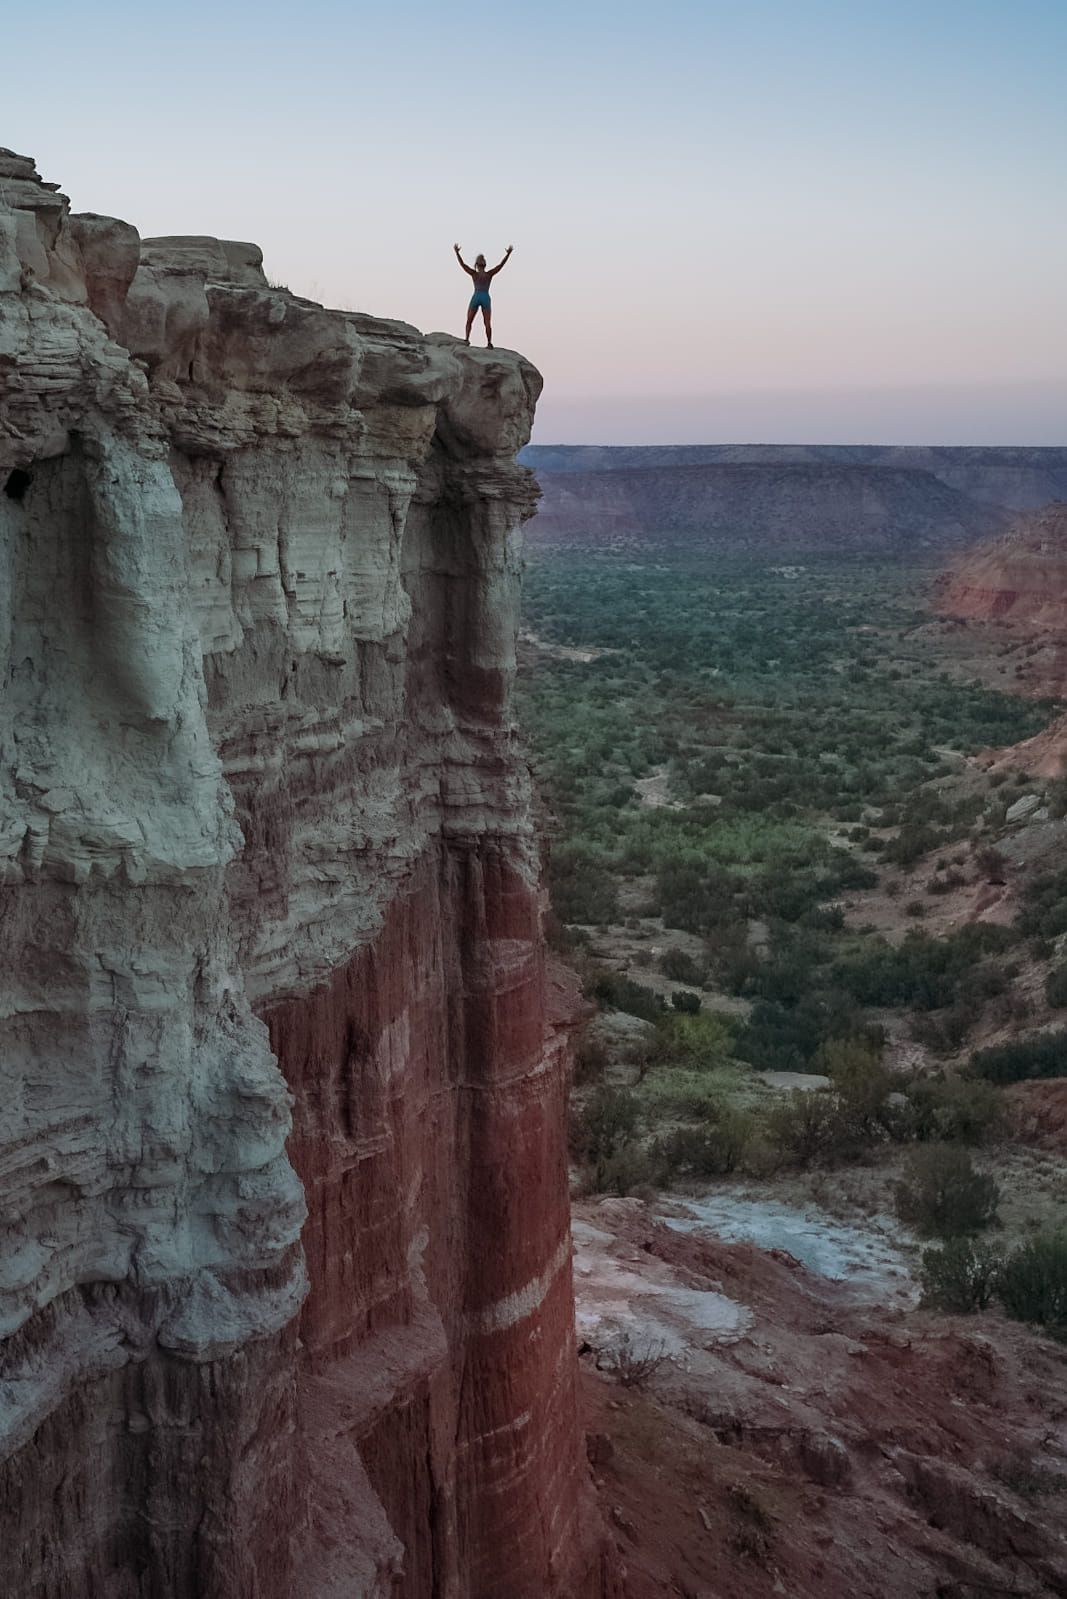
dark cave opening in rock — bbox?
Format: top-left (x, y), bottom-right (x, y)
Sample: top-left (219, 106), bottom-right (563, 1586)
top-left (4, 468), bottom-right (32, 503)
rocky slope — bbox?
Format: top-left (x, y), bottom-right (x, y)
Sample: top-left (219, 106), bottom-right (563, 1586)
top-left (520, 444), bottom-right (1067, 555)
top-left (0, 150), bottom-right (607, 1597)
top-left (931, 503), bottom-right (1067, 774)
top-left (576, 1197), bottom-right (1067, 1599)
top-left (934, 502), bottom-right (1067, 635)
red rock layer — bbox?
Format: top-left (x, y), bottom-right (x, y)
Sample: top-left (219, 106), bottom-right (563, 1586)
top-left (934, 503), bottom-right (1067, 633)
top-left (271, 850), bottom-right (600, 1597)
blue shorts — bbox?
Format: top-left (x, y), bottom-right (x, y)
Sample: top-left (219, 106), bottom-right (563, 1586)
top-left (469, 290), bottom-right (491, 311)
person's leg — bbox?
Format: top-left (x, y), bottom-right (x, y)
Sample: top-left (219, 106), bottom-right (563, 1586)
top-left (464, 305), bottom-right (475, 341)
top-left (482, 305), bottom-right (492, 347)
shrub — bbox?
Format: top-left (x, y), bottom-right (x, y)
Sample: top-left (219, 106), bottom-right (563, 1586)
top-left (894, 1144), bottom-right (1000, 1237)
top-left (548, 843), bottom-right (618, 925)
top-left (765, 1089), bottom-right (859, 1169)
top-left (765, 1044), bottom-right (899, 1164)
top-left (997, 1231), bottom-right (1067, 1337)
top-left (970, 1033), bottom-right (1067, 1084)
top-left (835, 926), bottom-right (1012, 1013)
top-left (586, 1143), bottom-right (658, 1197)
top-left (919, 1238), bottom-right (1003, 1312)
top-left (659, 947), bottom-right (706, 985)
top-left (671, 989), bottom-right (702, 1014)
top-left (734, 998), bottom-right (825, 1073)
top-left (1017, 866), bottom-right (1067, 939)
top-left (797, 903), bottom-right (846, 932)
top-left (570, 1086), bottom-right (639, 1164)
top-left (904, 1074), bottom-right (1002, 1144)
top-left (815, 1036), bottom-right (896, 1140)
top-left (884, 823), bottom-right (941, 867)
top-left (590, 970), bottom-right (666, 1022)
top-left (596, 1333), bottom-right (667, 1387)
top-left (653, 1008), bottom-right (734, 1069)
top-left (1045, 965), bottom-right (1067, 1008)
top-left (655, 1108), bottom-right (754, 1178)
top-left (657, 860), bottom-right (745, 936)
top-left (822, 853), bottom-right (879, 892)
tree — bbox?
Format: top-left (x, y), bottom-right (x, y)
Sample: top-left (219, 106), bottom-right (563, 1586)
top-left (895, 1145), bottom-right (1000, 1238)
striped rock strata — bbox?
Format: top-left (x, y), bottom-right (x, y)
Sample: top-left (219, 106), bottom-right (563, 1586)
top-left (0, 149), bottom-right (607, 1597)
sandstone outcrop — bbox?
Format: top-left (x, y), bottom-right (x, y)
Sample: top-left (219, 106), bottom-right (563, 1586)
top-left (0, 149), bottom-right (605, 1597)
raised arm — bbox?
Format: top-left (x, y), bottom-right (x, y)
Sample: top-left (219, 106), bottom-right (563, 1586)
top-left (488, 245), bottom-right (513, 278)
top-left (453, 243), bottom-right (475, 277)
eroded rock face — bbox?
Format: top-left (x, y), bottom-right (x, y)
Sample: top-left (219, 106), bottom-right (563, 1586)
top-left (933, 503), bottom-right (1067, 775)
top-left (0, 148), bottom-right (604, 1597)
top-left (935, 503), bottom-right (1067, 634)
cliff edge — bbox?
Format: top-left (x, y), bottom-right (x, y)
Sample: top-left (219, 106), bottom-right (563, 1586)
top-left (0, 150), bottom-right (606, 1597)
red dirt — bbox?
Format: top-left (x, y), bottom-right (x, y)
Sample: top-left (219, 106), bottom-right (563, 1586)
top-left (578, 1199), bottom-right (1067, 1598)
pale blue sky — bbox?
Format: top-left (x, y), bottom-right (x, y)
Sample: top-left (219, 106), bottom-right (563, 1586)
top-left (5, 0), bottom-right (1065, 443)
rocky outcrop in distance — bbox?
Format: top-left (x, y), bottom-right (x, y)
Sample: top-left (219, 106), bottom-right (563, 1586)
top-left (521, 443), bottom-right (1067, 554)
top-left (0, 149), bottom-right (608, 1597)
top-left (932, 501), bottom-right (1067, 775)
top-left (934, 502), bottom-right (1067, 631)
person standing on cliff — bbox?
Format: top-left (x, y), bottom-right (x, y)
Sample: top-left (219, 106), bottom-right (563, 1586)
top-left (454, 243), bottom-right (512, 348)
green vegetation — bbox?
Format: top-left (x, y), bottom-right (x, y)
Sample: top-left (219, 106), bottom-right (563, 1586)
top-left (1017, 866), bottom-right (1067, 942)
top-left (569, 1085), bottom-right (653, 1195)
top-left (919, 1238), bottom-right (1004, 1312)
top-left (997, 1231), bottom-right (1067, 1338)
top-left (526, 548), bottom-right (1066, 1229)
top-left (920, 1231), bottom-right (1067, 1341)
top-left (520, 556), bottom-right (1055, 919)
top-left (904, 1073), bottom-right (1002, 1144)
top-left (519, 553), bottom-right (1061, 1076)
top-left (659, 947), bottom-right (707, 985)
top-left (970, 1033), bottom-right (1067, 1084)
top-left (568, 991), bottom-right (1011, 1193)
top-left (588, 968), bottom-right (666, 1022)
top-left (894, 1145), bottom-right (1000, 1237)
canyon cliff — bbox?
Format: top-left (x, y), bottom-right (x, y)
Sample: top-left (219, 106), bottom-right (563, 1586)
top-left (0, 151), bottom-right (606, 1597)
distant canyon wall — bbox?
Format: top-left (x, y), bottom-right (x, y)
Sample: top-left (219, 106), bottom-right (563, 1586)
top-left (0, 151), bottom-right (607, 1597)
top-left (521, 443), bottom-right (1067, 554)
